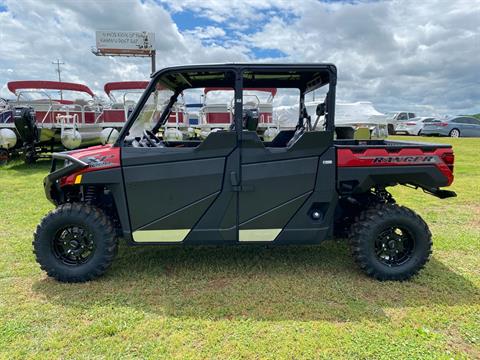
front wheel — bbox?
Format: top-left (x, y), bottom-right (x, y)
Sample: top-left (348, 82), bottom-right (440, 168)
top-left (33, 203), bottom-right (118, 282)
top-left (349, 204), bottom-right (432, 281)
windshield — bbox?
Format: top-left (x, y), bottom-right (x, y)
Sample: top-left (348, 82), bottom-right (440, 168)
top-left (126, 86), bottom-right (174, 140)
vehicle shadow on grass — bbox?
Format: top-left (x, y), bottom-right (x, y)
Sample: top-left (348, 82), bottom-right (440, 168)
top-left (33, 241), bottom-right (480, 322)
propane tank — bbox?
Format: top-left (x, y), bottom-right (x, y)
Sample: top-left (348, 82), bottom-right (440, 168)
top-left (263, 127), bottom-right (279, 142)
top-left (100, 128), bottom-right (119, 145)
top-left (61, 129), bottom-right (82, 150)
top-left (0, 128), bottom-right (17, 149)
top-left (164, 127), bottom-right (183, 141)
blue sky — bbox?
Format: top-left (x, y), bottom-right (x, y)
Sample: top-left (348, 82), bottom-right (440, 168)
top-left (0, 0), bottom-right (479, 115)
top-left (168, 5), bottom-right (293, 59)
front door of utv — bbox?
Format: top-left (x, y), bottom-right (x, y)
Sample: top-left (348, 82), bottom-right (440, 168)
top-left (238, 130), bottom-right (336, 244)
top-left (122, 132), bottom-right (239, 244)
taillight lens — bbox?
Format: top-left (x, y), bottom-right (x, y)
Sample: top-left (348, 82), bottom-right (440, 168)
top-left (442, 152), bottom-right (454, 173)
top-left (406, 122), bottom-right (416, 125)
top-left (438, 122), bottom-right (449, 127)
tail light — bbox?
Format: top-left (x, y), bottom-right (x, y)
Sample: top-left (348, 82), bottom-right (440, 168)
top-left (405, 122), bottom-right (416, 126)
top-left (441, 152), bottom-right (454, 173)
top-left (438, 122), bottom-right (449, 127)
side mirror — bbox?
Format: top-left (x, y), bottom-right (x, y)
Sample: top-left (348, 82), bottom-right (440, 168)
top-left (316, 103), bottom-right (326, 116)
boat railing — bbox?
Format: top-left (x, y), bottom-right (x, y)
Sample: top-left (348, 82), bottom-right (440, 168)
top-left (14, 90), bottom-right (103, 126)
top-left (55, 112), bottom-right (77, 125)
top-left (16, 90), bottom-right (55, 124)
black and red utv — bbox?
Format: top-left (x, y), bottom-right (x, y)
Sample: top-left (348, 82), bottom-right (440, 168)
top-left (34, 64), bottom-right (456, 282)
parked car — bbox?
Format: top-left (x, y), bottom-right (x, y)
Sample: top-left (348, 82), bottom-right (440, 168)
top-left (395, 117), bottom-right (436, 135)
top-left (385, 111), bottom-right (416, 134)
top-left (421, 116), bottom-right (480, 137)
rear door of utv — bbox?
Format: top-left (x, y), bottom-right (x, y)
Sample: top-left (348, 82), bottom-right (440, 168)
top-left (121, 68), bottom-right (241, 244)
top-left (237, 66), bottom-right (337, 244)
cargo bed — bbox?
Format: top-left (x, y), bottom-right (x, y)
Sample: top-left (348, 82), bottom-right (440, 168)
top-left (334, 139), bottom-right (455, 198)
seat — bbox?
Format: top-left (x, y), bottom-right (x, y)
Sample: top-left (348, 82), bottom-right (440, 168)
top-left (335, 126), bottom-right (354, 139)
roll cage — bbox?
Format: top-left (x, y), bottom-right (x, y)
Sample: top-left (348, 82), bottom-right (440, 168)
top-left (116, 63), bottom-right (337, 145)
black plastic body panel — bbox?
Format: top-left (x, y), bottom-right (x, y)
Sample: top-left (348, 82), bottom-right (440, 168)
top-left (122, 131), bottom-right (237, 166)
top-left (118, 127), bottom-right (338, 245)
top-left (124, 157), bottom-right (225, 229)
top-left (121, 131), bottom-right (239, 244)
top-left (238, 131), bottom-right (336, 244)
top-left (81, 167), bottom-right (132, 240)
top-left (275, 149), bottom-right (337, 244)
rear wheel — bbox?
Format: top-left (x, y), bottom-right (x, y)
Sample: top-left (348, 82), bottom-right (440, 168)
top-left (33, 203), bottom-right (118, 282)
top-left (449, 128), bottom-right (460, 138)
top-left (349, 204), bottom-right (432, 281)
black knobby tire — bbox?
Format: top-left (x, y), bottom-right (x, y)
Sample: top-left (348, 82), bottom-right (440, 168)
top-left (349, 204), bottom-right (432, 281)
top-left (33, 203), bottom-right (118, 282)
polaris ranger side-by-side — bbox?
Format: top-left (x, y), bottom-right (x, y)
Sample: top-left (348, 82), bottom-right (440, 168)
top-left (34, 64), bottom-right (456, 282)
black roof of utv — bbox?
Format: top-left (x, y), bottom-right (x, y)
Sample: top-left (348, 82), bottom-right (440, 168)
top-left (151, 63), bottom-right (337, 92)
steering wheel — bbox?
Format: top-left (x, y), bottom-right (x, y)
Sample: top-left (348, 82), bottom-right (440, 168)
top-left (143, 129), bottom-right (164, 147)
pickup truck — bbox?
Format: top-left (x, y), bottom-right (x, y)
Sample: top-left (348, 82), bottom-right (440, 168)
top-left (385, 111), bottom-right (417, 134)
top-left (33, 64), bottom-right (455, 283)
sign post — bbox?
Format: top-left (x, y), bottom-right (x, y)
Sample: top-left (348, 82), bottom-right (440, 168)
top-left (92, 31), bottom-right (156, 74)
top-left (151, 50), bottom-right (156, 73)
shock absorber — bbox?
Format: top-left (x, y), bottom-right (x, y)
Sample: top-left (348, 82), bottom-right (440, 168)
top-left (84, 186), bottom-right (96, 204)
top-left (373, 187), bottom-right (396, 204)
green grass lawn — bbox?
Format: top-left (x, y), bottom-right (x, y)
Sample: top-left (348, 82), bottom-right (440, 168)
top-left (0, 136), bottom-right (479, 359)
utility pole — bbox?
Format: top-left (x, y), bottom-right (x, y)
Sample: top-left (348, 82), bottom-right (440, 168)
top-left (52, 59), bottom-right (65, 100)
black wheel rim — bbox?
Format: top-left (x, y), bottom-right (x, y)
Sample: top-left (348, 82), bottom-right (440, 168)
top-left (374, 226), bottom-right (415, 266)
top-left (52, 225), bottom-right (95, 265)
